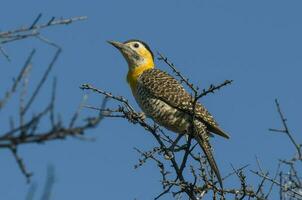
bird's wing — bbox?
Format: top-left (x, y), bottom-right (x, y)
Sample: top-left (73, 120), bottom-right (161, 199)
top-left (138, 69), bottom-right (230, 139)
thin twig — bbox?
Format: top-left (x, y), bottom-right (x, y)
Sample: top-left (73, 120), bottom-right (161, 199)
top-left (251, 170), bottom-right (302, 198)
top-left (0, 49), bottom-right (36, 110)
top-left (0, 45), bottom-right (11, 61)
top-left (10, 146), bottom-right (32, 182)
top-left (22, 48), bottom-right (61, 115)
top-left (269, 99), bottom-right (302, 159)
top-left (0, 16), bottom-right (87, 37)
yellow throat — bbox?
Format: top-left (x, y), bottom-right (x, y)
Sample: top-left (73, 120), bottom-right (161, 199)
top-left (126, 50), bottom-right (154, 90)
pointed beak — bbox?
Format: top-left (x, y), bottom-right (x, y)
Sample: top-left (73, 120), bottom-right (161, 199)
top-left (107, 40), bottom-right (139, 61)
top-left (107, 40), bottom-right (125, 50)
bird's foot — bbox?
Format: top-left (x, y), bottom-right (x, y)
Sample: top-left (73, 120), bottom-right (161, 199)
top-left (173, 144), bottom-right (188, 152)
top-left (163, 151), bottom-right (174, 160)
top-left (136, 112), bottom-right (146, 121)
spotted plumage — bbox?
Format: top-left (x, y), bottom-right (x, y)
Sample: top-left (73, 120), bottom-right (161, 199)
top-left (136, 69), bottom-right (229, 138)
top-left (134, 68), bottom-right (225, 187)
top-left (108, 39), bottom-right (230, 188)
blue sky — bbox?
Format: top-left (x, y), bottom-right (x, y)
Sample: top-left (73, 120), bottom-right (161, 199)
top-left (1, 0), bottom-right (302, 199)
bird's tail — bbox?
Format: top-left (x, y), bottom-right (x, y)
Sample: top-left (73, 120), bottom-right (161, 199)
top-left (195, 133), bottom-right (223, 188)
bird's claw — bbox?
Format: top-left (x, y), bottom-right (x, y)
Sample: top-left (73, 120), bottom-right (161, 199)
top-left (164, 151), bottom-right (174, 160)
top-left (136, 112), bottom-right (146, 120)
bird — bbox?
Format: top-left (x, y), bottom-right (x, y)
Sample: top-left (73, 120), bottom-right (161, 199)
top-left (108, 39), bottom-right (230, 188)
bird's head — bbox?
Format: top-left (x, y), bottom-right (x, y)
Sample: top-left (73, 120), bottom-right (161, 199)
top-left (108, 40), bottom-right (154, 71)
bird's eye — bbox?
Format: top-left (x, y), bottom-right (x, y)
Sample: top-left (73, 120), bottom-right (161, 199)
top-left (133, 43), bottom-right (139, 48)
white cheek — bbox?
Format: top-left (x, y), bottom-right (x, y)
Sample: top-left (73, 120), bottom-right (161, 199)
top-left (138, 57), bottom-right (145, 64)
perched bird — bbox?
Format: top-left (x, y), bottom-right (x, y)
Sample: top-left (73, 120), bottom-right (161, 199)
top-left (108, 39), bottom-right (230, 187)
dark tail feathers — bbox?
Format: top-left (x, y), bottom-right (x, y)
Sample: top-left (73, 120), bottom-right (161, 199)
top-left (195, 134), bottom-right (223, 188)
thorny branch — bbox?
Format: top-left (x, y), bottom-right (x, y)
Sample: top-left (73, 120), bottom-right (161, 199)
top-left (82, 51), bottom-right (302, 199)
top-left (260, 99), bottom-right (302, 200)
top-left (81, 82), bottom-right (274, 199)
top-left (0, 15), bottom-right (102, 182)
top-left (0, 14), bottom-right (87, 60)
top-left (243, 99), bottom-right (302, 200)
top-left (269, 99), bottom-right (302, 159)
top-left (157, 52), bottom-right (233, 99)
top-left (80, 54), bottom-right (283, 199)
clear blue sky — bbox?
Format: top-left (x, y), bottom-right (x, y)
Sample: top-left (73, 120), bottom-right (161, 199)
top-left (1, 0), bottom-right (302, 199)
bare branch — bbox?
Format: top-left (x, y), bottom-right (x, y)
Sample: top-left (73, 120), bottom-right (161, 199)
top-left (0, 45), bottom-right (11, 61)
top-left (22, 48), bottom-right (61, 115)
top-left (157, 52), bottom-right (196, 91)
top-left (196, 80), bottom-right (233, 100)
top-left (0, 15), bottom-right (87, 43)
top-left (269, 99), bottom-right (302, 159)
top-left (10, 146), bottom-right (32, 182)
top-left (0, 15), bottom-right (100, 182)
top-left (251, 170), bottom-right (302, 198)
top-left (81, 80), bottom-right (262, 200)
top-left (0, 49), bottom-right (36, 110)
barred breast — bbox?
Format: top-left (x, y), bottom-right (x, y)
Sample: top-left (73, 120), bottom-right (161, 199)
top-left (133, 83), bottom-right (191, 134)
top-left (131, 68), bottom-right (229, 139)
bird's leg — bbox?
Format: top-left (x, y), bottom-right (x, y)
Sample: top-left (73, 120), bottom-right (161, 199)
top-left (185, 134), bottom-right (189, 142)
top-left (168, 134), bottom-right (184, 151)
top-left (171, 134), bottom-right (190, 152)
top-left (136, 112), bottom-right (146, 121)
